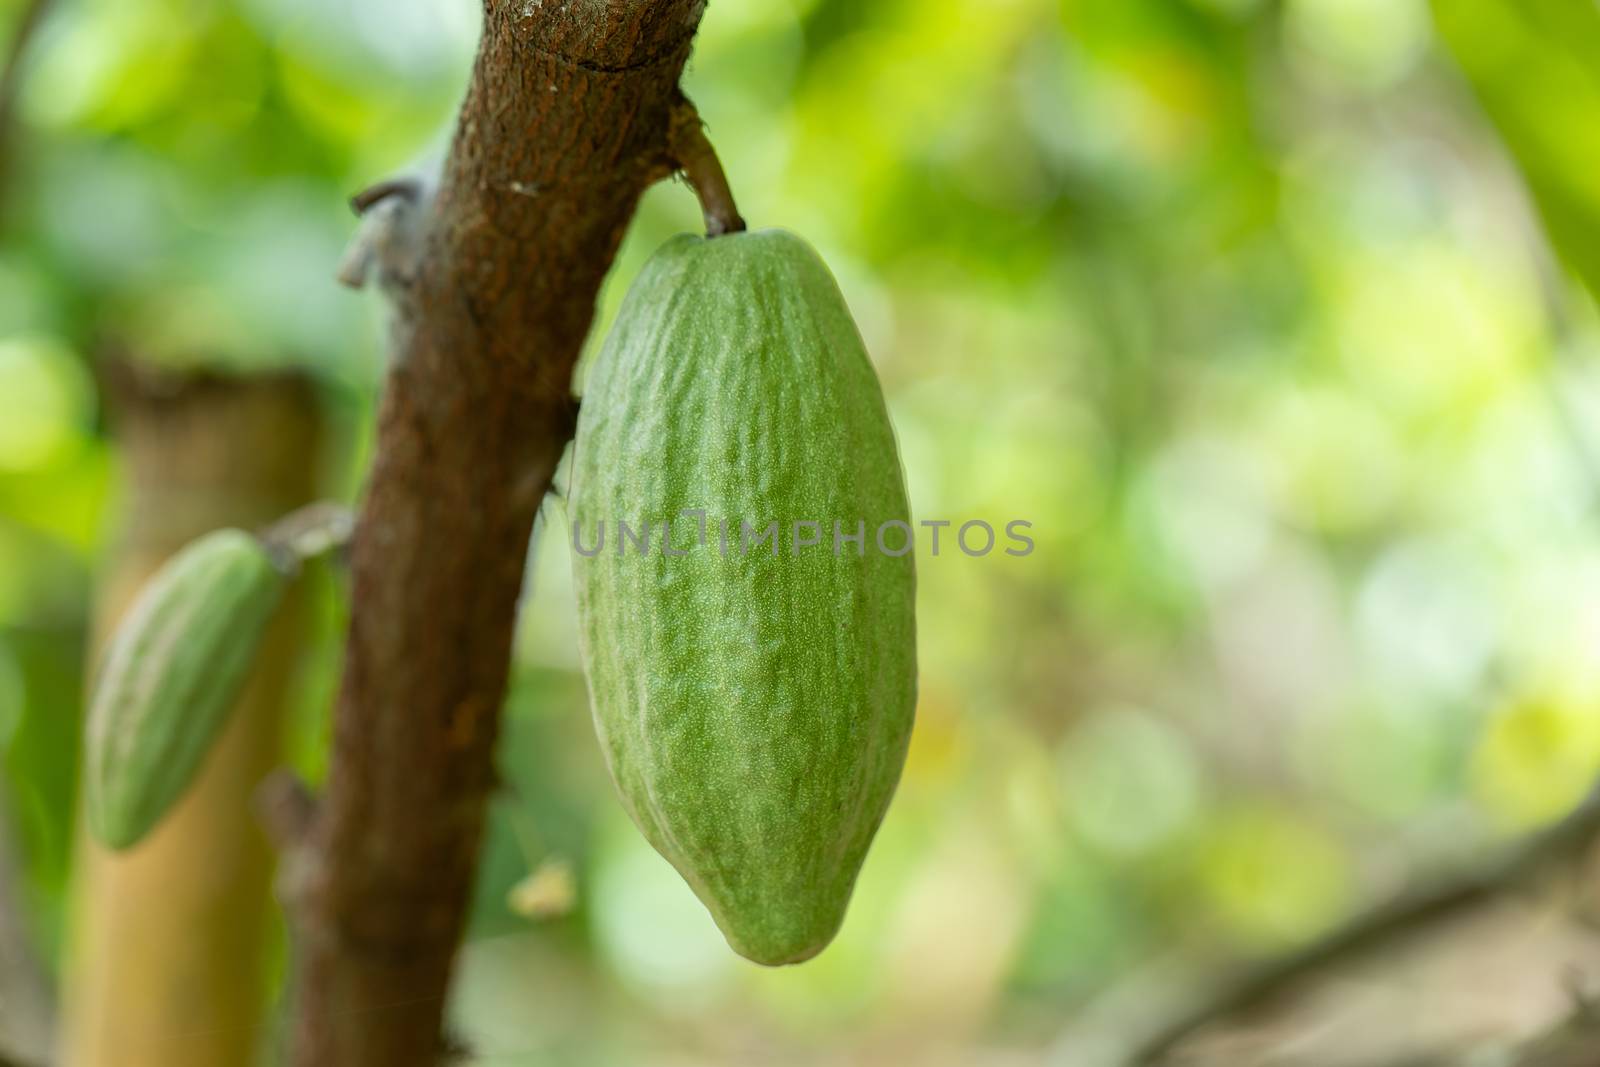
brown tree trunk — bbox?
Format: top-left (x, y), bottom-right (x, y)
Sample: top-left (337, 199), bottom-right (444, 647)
top-left (281, 4), bottom-right (713, 1064)
top-left (62, 364), bottom-right (324, 1067)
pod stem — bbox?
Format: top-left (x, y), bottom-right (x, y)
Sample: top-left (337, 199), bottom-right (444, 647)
top-left (260, 501), bottom-right (355, 572)
top-left (669, 93), bottom-right (746, 238)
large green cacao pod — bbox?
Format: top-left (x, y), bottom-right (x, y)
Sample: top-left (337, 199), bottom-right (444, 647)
top-left (86, 528), bottom-right (288, 850)
top-left (570, 230), bottom-right (917, 965)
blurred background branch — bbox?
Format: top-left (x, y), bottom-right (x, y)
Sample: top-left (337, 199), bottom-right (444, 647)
top-left (1133, 788), bottom-right (1600, 1064)
top-left (0, 0), bottom-right (50, 200)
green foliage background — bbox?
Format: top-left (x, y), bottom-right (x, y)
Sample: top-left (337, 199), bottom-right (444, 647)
top-left (4, 0), bottom-right (1600, 1061)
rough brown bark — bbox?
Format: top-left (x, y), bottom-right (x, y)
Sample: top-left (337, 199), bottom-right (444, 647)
top-left (285, 4), bottom-right (710, 1064)
top-left (64, 363), bottom-right (323, 1067)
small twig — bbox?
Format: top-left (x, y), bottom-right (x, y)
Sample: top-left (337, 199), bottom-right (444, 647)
top-left (349, 178), bottom-right (422, 216)
top-left (256, 770), bottom-right (320, 920)
top-left (1133, 788), bottom-right (1600, 1064)
top-left (259, 501), bottom-right (355, 569)
top-left (338, 179), bottom-right (431, 291)
top-left (668, 92), bottom-right (745, 238)
top-left (256, 771), bottom-right (318, 852)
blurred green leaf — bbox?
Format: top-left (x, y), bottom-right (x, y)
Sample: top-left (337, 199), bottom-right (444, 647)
top-left (1432, 0), bottom-right (1600, 298)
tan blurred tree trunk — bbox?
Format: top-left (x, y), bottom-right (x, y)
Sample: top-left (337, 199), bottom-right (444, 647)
top-left (61, 364), bottom-right (323, 1067)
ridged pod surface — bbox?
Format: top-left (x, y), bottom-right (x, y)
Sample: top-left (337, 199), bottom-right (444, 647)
top-left (87, 528), bottom-right (288, 850)
top-left (570, 229), bottom-right (917, 965)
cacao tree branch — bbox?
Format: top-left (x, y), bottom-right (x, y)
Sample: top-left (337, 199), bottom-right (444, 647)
top-left (1132, 788), bottom-right (1600, 1064)
top-left (286, 4), bottom-right (711, 1064)
top-left (668, 92), bottom-right (746, 237)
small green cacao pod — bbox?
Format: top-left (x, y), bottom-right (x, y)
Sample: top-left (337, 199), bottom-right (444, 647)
top-left (86, 528), bottom-right (289, 850)
top-left (570, 229), bottom-right (917, 966)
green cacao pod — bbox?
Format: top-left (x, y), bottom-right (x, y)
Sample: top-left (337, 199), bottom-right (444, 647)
top-left (86, 528), bottom-right (289, 850)
top-left (570, 229), bottom-right (917, 966)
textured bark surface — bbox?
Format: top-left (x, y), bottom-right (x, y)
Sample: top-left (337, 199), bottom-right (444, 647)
top-left (64, 365), bottom-right (323, 1067)
top-left (286, 3), bottom-right (709, 1064)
